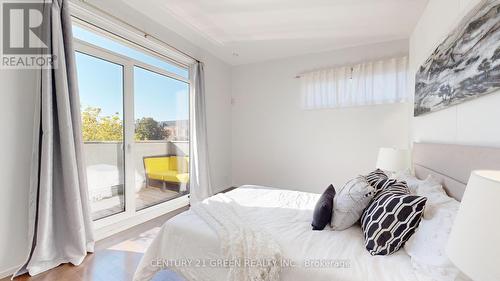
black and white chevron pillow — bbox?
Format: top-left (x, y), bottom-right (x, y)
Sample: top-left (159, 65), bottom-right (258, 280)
top-left (361, 184), bottom-right (427, 256)
top-left (364, 176), bottom-right (409, 198)
top-left (371, 178), bottom-right (410, 196)
top-left (365, 169), bottom-right (388, 186)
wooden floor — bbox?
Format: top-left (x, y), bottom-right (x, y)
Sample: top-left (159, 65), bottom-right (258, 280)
top-left (3, 206), bottom-right (189, 281)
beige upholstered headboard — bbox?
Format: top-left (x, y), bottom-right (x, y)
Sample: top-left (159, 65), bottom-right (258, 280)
top-left (412, 142), bottom-right (500, 201)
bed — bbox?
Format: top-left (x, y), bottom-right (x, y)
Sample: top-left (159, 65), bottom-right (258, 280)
top-left (134, 143), bottom-right (500, 281)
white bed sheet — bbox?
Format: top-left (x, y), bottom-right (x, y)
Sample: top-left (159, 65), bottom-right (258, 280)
top-left (134, 185), bottom-right (419, 281)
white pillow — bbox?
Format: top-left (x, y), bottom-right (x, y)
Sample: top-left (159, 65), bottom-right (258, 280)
top-left (331, 176), bottom-right (375, 231)
top-left (391, 170), bottom-right (441, 194)
top-left (404, 178), bottom-right (467, 281)
top-left (415, 177), bottom-right (456, 219)
top-left (392, 171), bottom-right (452, 219)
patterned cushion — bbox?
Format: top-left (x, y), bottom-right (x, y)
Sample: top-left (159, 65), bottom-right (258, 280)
top-left (361, 182), bottom-right (427, 256)
top-left (372, 178), bottom-right (410, 196)
top-left (365, 169), bottom-right (388, 186)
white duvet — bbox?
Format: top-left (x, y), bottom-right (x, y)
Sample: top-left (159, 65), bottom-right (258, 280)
top-left (134, 185), bottom-right (419, 281)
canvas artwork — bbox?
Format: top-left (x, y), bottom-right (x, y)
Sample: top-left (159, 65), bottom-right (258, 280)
top-left (414, 0), bottom-right (500, 116)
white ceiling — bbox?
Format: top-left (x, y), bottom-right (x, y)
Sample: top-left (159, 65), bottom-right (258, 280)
top-left (121, 0), bottom-right (428, 65)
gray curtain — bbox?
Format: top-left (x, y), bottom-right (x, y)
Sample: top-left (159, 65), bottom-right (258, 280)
top-left (15, 0), bottom-right (94, 277)
top-left (190, 62), bottom-right (213, 202)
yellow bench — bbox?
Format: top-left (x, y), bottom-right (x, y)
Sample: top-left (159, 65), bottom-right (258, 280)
top-left (143, 155), bottom-right (189, 189)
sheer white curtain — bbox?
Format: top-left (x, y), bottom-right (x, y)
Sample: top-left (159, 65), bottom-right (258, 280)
top-left (301, 57), bottom-right (409, 109)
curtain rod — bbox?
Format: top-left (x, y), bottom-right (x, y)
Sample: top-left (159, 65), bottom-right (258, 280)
top-left (295, 67), bottom-right (354, 79)
top-left (295, 56), bottom-right (407, 79)
top-left (76, 0), bottom-right (200, 63)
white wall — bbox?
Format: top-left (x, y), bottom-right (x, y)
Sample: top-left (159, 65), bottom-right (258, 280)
top-left (0, 1), bottom-right (233, 276)
top-left (410, 0), bottom-right (500, 147)
top-left (231, 40), bottom-right (411, 193)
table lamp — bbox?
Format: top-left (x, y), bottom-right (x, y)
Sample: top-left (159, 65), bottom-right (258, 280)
top-left (446, 170), bottom-right (500, 281)
top-left (375, 147), bottom-right (410, 172)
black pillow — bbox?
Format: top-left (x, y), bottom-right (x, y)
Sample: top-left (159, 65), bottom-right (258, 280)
top-left (360, 183), bottom-right (426, 255)
top-left (311, 184), bottom-right (336, 230)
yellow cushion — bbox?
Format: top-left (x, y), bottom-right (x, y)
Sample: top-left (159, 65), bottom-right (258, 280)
top-left (161, 171), bottom-right (181, 183)
top-left (144, 156), bottom-right (190, 184)
top-left (148, 171), bottom-right (173, 181)
top-left (144, 157), bottom-right (170, 174)
top-left (169, 156), bottom-right (189, 173)
top-left (175, 173), bottom-right (189, 184)
top-left (161, 171), bottom-right (189, 184)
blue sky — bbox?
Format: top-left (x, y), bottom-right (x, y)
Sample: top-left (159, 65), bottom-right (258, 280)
top-left (74, 25), bottom-right (189, 122)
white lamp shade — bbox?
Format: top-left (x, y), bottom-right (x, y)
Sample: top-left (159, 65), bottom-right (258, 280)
top-left (375, 147), bottom-right (410, 172)
top-left (446, 170), bottom-right (500, 281)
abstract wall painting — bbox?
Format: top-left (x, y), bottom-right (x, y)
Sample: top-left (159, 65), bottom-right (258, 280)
top-left (414, 0), bottom-right (500, 116)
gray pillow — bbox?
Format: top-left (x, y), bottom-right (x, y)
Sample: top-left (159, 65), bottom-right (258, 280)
top-left (331, 176), bottom-right (375, 231)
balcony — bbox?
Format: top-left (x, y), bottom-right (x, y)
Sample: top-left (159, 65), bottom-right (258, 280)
top-left (85, 140), bottom-right (189, 220)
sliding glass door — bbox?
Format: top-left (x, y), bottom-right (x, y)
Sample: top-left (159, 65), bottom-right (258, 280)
top-left (73, 22), bottom-right (191, 222)
top-left (134, 67), bottom-right (190, 210)
top-left (76, 51), bottom-right (125, 220)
